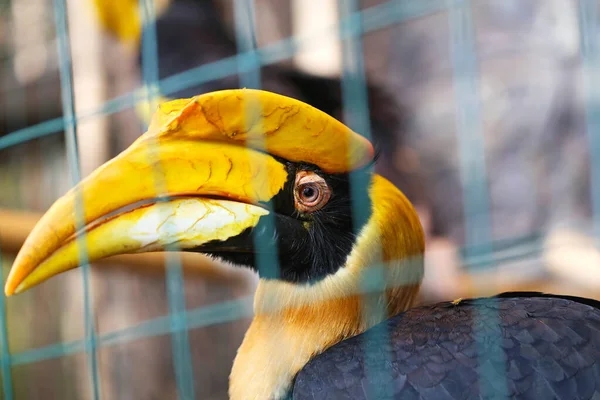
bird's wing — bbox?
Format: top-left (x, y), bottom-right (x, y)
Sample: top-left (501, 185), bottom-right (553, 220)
top-left (292, 293), bottom-right (600, 399)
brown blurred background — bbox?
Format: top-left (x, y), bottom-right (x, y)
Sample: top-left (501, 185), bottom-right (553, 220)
top-left (1, 0), bottom-right (599, 398)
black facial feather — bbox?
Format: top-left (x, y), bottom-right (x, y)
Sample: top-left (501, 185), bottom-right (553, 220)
top-left (194, 162), bottom-right (373, 284)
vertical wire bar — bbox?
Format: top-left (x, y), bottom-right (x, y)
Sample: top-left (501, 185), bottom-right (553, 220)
top-left (138, 1), bottom-right (195, 398)
top-left (0, 249), bottom-right (14, 400)
top-left (339, 0), bottom-right (371, 226)
top-left (234, 0), bottom-right (261, 90)
top-left (447, 0), bottom-right (493, 261)
top-left (52, 0), bottom-right (101, 398)
top-left (233, 0), bottom-right (282, 280)
top-left (579, 0), bottom-right (600, 237)
top-left (338, 0), bottom-right (392, 397)
top-left (447, 1), bottom-right (507, 399)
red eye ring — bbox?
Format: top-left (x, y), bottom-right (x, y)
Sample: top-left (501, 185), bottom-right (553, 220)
top-left (294, 171), bottom-right (331, 213)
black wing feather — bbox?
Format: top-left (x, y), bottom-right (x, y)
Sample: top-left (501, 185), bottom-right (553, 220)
top-left (292, 293), bottom-right (600, 399)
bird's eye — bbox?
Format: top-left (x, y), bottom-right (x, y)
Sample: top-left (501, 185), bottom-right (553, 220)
top-left (294, 171), bottom-right (331, 213)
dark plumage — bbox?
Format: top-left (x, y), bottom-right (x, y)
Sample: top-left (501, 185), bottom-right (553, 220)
top-left (292, 293), bottom-right (600, 399)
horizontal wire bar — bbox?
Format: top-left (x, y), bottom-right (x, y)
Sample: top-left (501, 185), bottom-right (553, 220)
top-left (11, 295), bottom-right (254, 366)
top-left (0, 0), bottom-right (449, 152)
top-left (0, 118), bottom-right (65, 151)
top-left (7, 229), bottom-right (562, 367)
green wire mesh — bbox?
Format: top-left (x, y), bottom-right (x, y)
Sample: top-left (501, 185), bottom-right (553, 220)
top-left (0, 0), bottom-right (598, 399)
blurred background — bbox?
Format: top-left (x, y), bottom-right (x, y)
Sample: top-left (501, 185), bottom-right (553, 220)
top-left (0, 0), bottom-right (599, 398)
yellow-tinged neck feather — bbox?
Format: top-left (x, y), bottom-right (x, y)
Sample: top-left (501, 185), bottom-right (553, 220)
top-left (229, 175), bottom-right (425, 400)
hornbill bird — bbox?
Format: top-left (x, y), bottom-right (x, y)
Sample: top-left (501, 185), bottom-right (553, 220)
top-left (5, 89), bottom-right (600, 399)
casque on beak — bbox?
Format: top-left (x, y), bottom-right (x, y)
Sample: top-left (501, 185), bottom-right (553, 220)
top-left (5, 89), bottom-right (373, 296)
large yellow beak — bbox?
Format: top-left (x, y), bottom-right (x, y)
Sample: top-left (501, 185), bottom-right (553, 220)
top-left (5, 89), bottom-right (373, 296)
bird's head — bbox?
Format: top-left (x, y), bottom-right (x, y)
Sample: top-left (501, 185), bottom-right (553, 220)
top-left (5, 89), bottom-right (424, 296)
top-left (4, 89), bottom-right (424, 398)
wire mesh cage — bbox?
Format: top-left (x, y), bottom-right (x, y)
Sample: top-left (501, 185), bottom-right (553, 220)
top-left (0, 0), bottom-right (599, 399)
